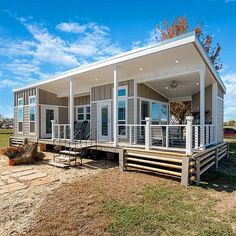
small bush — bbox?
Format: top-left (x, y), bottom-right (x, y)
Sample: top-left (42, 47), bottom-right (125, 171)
top-left (1, 146), bottom-right (24, 160)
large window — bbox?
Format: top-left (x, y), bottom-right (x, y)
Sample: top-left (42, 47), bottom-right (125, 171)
top-left (18, 98), bottom-right (23, 133)
top-left (140, 99), bottom-right (169, 125)
top-left (161, 104), bottom-right (168, 123)
top-left (29, 96), bottom-right (36, 133)
top-left (76, 105), bottom-right (90, 121)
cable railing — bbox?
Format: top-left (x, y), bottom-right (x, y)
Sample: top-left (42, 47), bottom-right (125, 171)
top-left (118, 120), bottom-right (215, 155)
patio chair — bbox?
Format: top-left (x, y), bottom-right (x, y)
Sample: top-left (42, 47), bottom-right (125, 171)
top-left (74, 121), bottom-right (88, 140)
top-left (151, 126), bottom-right (165, 146)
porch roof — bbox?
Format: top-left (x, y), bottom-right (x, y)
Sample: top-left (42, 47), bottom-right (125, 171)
top-left (13, 32), bottom-right (226, 95)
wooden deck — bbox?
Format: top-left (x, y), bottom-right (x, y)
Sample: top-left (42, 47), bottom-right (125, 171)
top-left (37, 138), bottom-right (229, 186)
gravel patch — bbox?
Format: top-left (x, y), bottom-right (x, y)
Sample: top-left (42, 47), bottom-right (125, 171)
top-left (0, 152), bottom-right (116, 236)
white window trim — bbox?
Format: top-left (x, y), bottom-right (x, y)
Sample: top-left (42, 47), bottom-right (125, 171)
top-left (118, 86), bottom-right (128, 138)
top-left (29, 95), bottom-right (36, 134)
top-left (17, 98), bottom-right (24, 134)
top-left (75, 105), bottom-right (91, 122)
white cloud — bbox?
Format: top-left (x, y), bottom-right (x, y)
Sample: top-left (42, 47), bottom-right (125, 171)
top-left (221, 72), bottom-right (236, 121)
top-left (131, 27), bottom-right (161, 49)
top-left (0, 79), bottom-right (20, 89)
top-left (68, 22), bottom-right (123, 58)
top-left (56, 22), bottom-right (87, 34)
top-left (26, 24), bottom-right (79, 67)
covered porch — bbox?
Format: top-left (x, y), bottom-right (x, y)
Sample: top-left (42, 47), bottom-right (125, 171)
top-left (35, 34), bottom-right (224, 156)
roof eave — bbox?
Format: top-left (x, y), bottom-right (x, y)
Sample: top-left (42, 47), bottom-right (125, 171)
top-left (13, 32), bottom-right (196, 92)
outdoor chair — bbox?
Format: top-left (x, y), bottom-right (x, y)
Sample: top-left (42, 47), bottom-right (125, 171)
top-left (74, 121), bottom-right (88, 140)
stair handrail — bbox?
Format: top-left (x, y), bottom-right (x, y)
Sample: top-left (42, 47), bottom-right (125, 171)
top-left (52, 127), bottom-right (67, 161)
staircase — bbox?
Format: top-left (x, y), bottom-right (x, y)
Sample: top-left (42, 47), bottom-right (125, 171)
top-left (49, 129), bottom-right (96, 168)
top-left (123, 148), bottom-right (190, 185)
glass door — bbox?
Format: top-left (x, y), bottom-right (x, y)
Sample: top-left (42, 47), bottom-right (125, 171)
top-left (46, 109), bottom-right (54, 134)
top-left (97, 101), bottom-right (111, 142)
top-left (41, 106), bottom-right (57, 139)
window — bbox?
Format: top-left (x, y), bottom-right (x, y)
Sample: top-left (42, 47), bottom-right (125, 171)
top-left (29, 96), bottom-right (36, 133)
top-left (18, 98), bottom-right (23, 133)
top-left (118, 100), bottom-right (126, 136)
top-left (29, 96), bottom-right (36, 105)
top-left (118, 88), bottom-right (126, 97)
top-left (77, 106), bottom-right (90, 121)
top-left (77, 107), bottom-right (84, 121)
top-left (140, 100), bottom-right (169, 126)
top-left (141, 101), bottom-right (149, 123)
top-left (86, 106), bottom-right (90, 120)
top-left (151, 102), bottom-right (160, 124)
top-left (161, 104), bottom-right (168, 123)
top-left (18, 98), bottom-right (24, 106)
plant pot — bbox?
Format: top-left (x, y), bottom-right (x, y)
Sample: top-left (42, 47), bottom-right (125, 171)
top-left (9, 159), bottom-right (16, 166)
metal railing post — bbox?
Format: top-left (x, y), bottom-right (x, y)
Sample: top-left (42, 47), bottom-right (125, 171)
top-left (145, 117), bottom-right (151, 150)
top-left (186, 116), bottom-right (193, 156)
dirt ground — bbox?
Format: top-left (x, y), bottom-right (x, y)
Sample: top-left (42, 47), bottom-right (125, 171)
top-left (1, 144), bottom-right (236, 235)
top-left (25, 168), bottom-right (175, 236)
top-left (24, 167), bottom-right (236, 236)
top-left (0, 152), bottom-right (116, 236)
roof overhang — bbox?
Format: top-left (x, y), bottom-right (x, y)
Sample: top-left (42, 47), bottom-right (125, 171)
top-left (13, 32), bottom-right (226, 94)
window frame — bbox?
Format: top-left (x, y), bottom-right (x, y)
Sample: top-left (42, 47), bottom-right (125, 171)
top-left (17, 98), bottom-right (24, 134)
top-left (139, 98), bottom-right (169, 125)
top-left (76, 105), bottom-right (91, 122)
top-left (29, 95), bottom-right (36, 134)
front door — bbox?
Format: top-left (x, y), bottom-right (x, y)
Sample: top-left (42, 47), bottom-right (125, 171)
top-left (97, 101), bottom-right (111, 142)
top-left (41, 106), bottom-right (58, 139)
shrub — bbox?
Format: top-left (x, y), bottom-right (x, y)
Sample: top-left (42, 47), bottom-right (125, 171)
top-left (1, 146), bottom-right (24, 160)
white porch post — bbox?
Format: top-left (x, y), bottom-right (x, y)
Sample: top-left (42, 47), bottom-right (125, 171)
top-left (113, 66), bottom-right (118, 147)
top-left (212, 82), bottom-right (218, 144)
top-left (145, 117), bottom-right (151, 150)
top-left (133, 80), bottom-right (137, 144)
top-left (51, 120), bottom-right (55, 140)
top-left (186, 116), bottom-right (193, 155)
top-left (200, 68), bottom-right (205, 149)
top-left (69, 79), bottom-right (74, 142)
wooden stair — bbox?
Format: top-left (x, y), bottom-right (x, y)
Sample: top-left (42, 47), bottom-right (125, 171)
top-left (59, 150), bottom-right (80, 156)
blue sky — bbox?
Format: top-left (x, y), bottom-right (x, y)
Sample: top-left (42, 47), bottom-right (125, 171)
top-left (0, 0), bottom-right (236, 120)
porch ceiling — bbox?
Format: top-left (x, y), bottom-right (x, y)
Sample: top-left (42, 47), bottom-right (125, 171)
top-left (37, 42), bottom-right (215, 98)
top-left (145, 70), bottom-right (213, 99)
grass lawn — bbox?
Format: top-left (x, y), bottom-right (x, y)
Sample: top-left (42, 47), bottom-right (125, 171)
top-left (101, 141), bottom-right (236, 235)
top-left (26, 140), bottom-right (236, 236)
top-left (0, 129), bottom-right (13, 148)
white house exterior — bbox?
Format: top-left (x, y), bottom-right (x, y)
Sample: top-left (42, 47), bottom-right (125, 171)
top-left (12, 32), bottom-right (226, 155)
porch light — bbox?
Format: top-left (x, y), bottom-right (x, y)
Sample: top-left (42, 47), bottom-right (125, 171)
top-left (196, 82), bottom-right (199, 86)
top-left (175, 59), bottom-right (179, 63)
top-left (139, 67), bottom-right (143, 71)
top-left (95, 78), bottom-right (98, 81)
